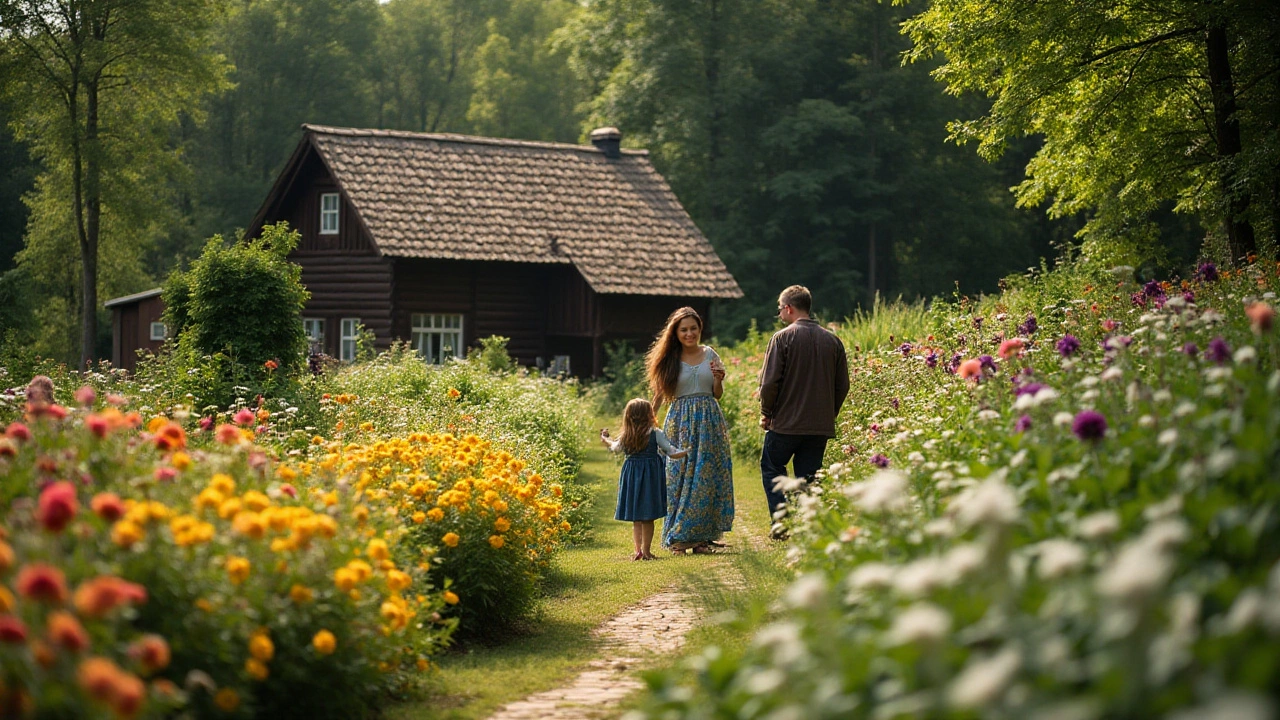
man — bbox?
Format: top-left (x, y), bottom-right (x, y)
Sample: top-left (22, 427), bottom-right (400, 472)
top-left (758, 285), bottom-right (850, 538)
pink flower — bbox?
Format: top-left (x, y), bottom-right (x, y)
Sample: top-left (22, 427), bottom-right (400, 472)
top-left (5, 422), bottom-right (31, 442)
top-left (74, 385), bottom-right (96, 407)
top-left (233, 408), bottom-right (255, 426)
top-left (1101, 319), bottom-right (1120, 332)
top-left (997, 338), bottom-right (1025, 359)
top-left (1246, 302), bottom-right (1274, 334)
top-left (280, 483), bottom-right (297, 499)
top-left (153, 467), bottom-right (177, 483)
top-left (215, 423), bottom-right (242, 445)
top-left (957, 359), bottom-right (982, 379)
top-left (37, 482), bottom-right (79, 533)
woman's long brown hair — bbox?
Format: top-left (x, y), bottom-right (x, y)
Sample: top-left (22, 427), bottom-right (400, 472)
top-left (645, 307), bottom-right (702, 409)
top-left (617, 398), bottom-right (656, 455)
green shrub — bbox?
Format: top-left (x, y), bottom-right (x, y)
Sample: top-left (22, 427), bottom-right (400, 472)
top-left (164, 222), bottom-right (309, 378)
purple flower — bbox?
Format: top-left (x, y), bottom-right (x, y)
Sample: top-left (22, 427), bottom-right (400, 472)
top-left (1130, 292), bottom-right (1148, 308)
top-left (1017, 314), bottom-right (1038, 336)
top-left (1072, 410), bottom-right (1108, 441)
top-left (1056, 334), bottom-right (1080, 357)
top-left (1014, 414), bottom-right (1032, 433)
top-left (1143, 279), bottom-right (1166, 298)
top-left (1182, 291), bottom-right (1195, 304)
top-left (925, 351), bottom-right (939, 369)
top-left (889, 397), bottom-right (899, 410)
top-left (1207, 336), bottom-right (1231, 364)
top-left (899, 342), bottom-right (913, 358)
top-left (1196, 262), bottom-right (1219, 282)
top-left (1182, 342), bottom-right (1199, 358)
top-left (978, 355), bottom-right (997, 374)
top-left (948, 353), bottom-right (963, 374)
top-left (869, 453), bottom-right (890, 468)
top-left (1014, 382), bottom-right (1045, 397)
top-left (973, 316), bottom-right (984, 330)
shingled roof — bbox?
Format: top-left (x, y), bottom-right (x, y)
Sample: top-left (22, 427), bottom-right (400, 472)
top-left (281, 124), bottom-right (742, 299)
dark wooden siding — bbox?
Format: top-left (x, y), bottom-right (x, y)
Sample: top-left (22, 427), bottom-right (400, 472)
top-left (295, 255), bottom-right (395, 355)
top-left (277, 151), bottom-right (375, 255)
top-left (109, 296), bottom-right (166, 374)
top-left (391, 259), bottom-right (549, 364)
top-left (545, 265), bottom-right (596, 336)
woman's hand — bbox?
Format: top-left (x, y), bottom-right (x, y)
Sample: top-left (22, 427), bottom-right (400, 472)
top-left (709, 359), bottom-right (726, 381)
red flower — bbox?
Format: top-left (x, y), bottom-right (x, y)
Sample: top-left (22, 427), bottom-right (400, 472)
top-left (264, 359), bottom-right (279, 371)
top-left (48, 611), bottom-right (90, 652)
top-left (91, 493), bottom-right (126, 522)
top-left (129, 634), bottom-right (171, 673)
top-left (153, 467), bottom-right (177, 483)
top-left (85, 414), bottom-right (109, 438)
top-left (16, 563), bottom-right (68, 603)
top-left (73, 576), bottom-right (146, 618)
top-left (0, 615), bottom-right (28, 643)
top-left (152, 422), bottom-right (186, 452)
top-left (280, 483), bottom-right (297, 499)
top-left (37, 482), bottom-right (79, 533)
top-left (5, 422), bottom-right (31, 442)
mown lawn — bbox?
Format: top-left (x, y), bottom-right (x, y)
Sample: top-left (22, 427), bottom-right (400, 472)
top-left (390, 427), bottom-right (789, 720)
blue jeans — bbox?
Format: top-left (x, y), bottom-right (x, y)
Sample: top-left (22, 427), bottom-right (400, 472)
top-left (760, 431), bottom-right (828, 514)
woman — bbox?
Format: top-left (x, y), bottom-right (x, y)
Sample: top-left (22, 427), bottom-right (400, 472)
top-left (646, 307), bottom-right (734, 554)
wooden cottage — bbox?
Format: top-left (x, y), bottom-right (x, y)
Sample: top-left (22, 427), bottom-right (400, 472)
top-left (108, 125), bottom-right (742, 376)
top-left (104, 289), bottom-right (166, 374)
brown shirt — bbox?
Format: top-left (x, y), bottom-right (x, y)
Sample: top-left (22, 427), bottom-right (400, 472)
top-left (758, 318), bottom-right (850, 437)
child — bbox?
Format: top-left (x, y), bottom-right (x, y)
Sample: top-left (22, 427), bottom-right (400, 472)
top-left (601, 398), bottom-right (687, 561)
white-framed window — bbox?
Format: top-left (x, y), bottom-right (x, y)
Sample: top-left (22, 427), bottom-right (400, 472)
top-left (149, 322), bottom-right (167, 341)
top-left (320, 192), bottom-right (340, 235)
top-left (549, 355), bottom-right (571, 376)
top-left (411, 313), bottom-right (463, 364)
top-left (340, 318), bottom-right (360, 361)
top-left (302, 318), bottom-right (325, 352)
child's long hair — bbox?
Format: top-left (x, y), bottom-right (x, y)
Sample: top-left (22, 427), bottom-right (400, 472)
top-left (645, 307), bottom-right (702, 408)
top-left (617, 398), bottom-right (656, 455)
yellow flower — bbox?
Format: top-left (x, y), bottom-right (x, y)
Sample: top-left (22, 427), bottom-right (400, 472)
top-left (249, 632), bottom-right (274, 662)
top-left (412, 511), bottom-right (426, 524)
top-left (210, 473), bottom-right (236, 495)
top-left (196, 598), bottom-right (215, 613)
top-left (366, 539), bottom-right (390, 562)
top-left (492, 500), bottom-right (509, 514)
top-left (111, 520), bottom-right (144, 548)
top-left (442, 532), bottom-right (460, 548)
top-left (447, 388), bottom-right (461, 399)
top-left (494, 517), bottom-right (511, 533)
top-left (218, 497), bottom-right (242, 520)
top-left (312, 629), bottom-right (336, 655)
top-left (171, 451), bottom-right (192, 471)
top-left (276, 466), bottom-right (298, 481)
top-left (226, 556), bottom-right (251, 585)
top-left (386, 570), bottom-right (412, 593)
top-left (322, 491), bottom-right (339, 507)
top-left (352, 505), bottom-right (370, 524)
top-left (560, 521), bottom-right (572, 532)
top-left (289, 584), bottom-right (313, 604)
top-left (194, 488), bottom-right (224, 512)
top-left (443, 590), bottom-right (459, 605)
top-left (0, 586), bottom-right (14, 613)
top-left (427, 508), bottom-right (444, 522)
top-left (232, 511), bottom-right (266, 540)
top-left (346, 560), bottom-right (373, 582)
top-left (242, 491), bottom-right (271, 512)
top-left (416, 658), bottom-right (429, 671)
top-left (245, 657), bottom-right (269, 681)
top-left (550, 484), bottom-right (563, 497)
top-left (488, 535), bottom-right (505, 549)
top-left (146, 416), bottom-right (168, 433)
top-left (214, 688), bottom-right (240, 712)
top-left (334, 568), bottom-right (358, 592)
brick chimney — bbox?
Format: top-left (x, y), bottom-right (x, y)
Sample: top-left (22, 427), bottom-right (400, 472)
top-left (589, 127), bottom-right (622, 159)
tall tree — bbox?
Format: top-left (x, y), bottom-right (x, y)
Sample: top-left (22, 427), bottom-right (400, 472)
top-left (0, 0), bottom-right (228, 366)
top-left (904, 0), bottom-right (1280, 264)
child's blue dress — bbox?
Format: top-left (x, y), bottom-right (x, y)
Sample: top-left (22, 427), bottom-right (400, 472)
top-left (613, 430), bottom-right (674, 522)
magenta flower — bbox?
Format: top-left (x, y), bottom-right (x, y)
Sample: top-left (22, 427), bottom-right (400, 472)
top-left (1196, 262), bottom-right (1219, 282)
top-left (1056, 334), bottom-right (1080, 357)
top-left (1072, 411), bottom-right (1108, 442)
top-left (1207, 336), bottom-right (1231, 364)
top-left (899, 342), bottom-right (912, 358)
top-left (1182, 342), bottom-right (1199, 358)
top-left (1014, 415), bottom-right (1032, 433)
top-left (869, 453), bottom-right (890, 468)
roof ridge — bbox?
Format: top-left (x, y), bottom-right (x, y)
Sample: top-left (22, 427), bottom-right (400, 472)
top-left (302, 124), bottom-right (649, 157)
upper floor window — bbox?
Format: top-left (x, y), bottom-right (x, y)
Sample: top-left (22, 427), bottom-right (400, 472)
top-left (340, 318), bottom-right (360, 361)
top-left (320, 193), bottom-right (340, 235)
top-left (411, 313), bottom-right (463, 364)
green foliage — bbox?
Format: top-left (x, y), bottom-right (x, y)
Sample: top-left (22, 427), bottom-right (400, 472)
top-left (469, 335), bottom-right (517, 374)
top-left (635, 258), bottom-right (1280, 718)
top-left (584, 340), bottom-right (649, 417)
top-left (166, 222), bottom-right (310, 379)
top-left (903, 0), bottom-right (1280, 262)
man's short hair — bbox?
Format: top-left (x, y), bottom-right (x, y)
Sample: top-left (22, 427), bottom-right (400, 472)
top-left (779, 285), bottom-right (812, 313)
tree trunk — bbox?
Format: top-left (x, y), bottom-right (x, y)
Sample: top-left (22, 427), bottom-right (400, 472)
top-left (703, 0), bottom-right (723, 222)
top-left (1205, 22), bottom-right (1257, 262)
top-left (81, 75), bottom-right (101, 368)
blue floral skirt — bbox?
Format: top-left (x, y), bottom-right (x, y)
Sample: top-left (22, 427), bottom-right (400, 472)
top-left (662, 394), bottom-right (734, 547)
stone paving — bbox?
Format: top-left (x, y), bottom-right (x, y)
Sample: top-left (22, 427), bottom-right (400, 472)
top-left (484, 587), bottom-right (699, 720)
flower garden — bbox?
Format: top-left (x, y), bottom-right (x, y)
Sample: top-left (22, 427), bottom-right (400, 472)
top-left (0, 349), bottom-right (587, 718)
top-left (640, 258), bottom-right (1280, 718)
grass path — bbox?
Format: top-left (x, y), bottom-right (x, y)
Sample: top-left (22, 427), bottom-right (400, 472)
top-left (389, 429), bottom-right (787, 720)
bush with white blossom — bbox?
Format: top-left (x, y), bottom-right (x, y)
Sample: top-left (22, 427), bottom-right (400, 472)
top-left (636, 258), bottom-right (1280, 718)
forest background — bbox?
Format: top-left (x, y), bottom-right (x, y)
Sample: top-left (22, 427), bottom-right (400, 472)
top-left (1, 0), bottom-right (1270, 365)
